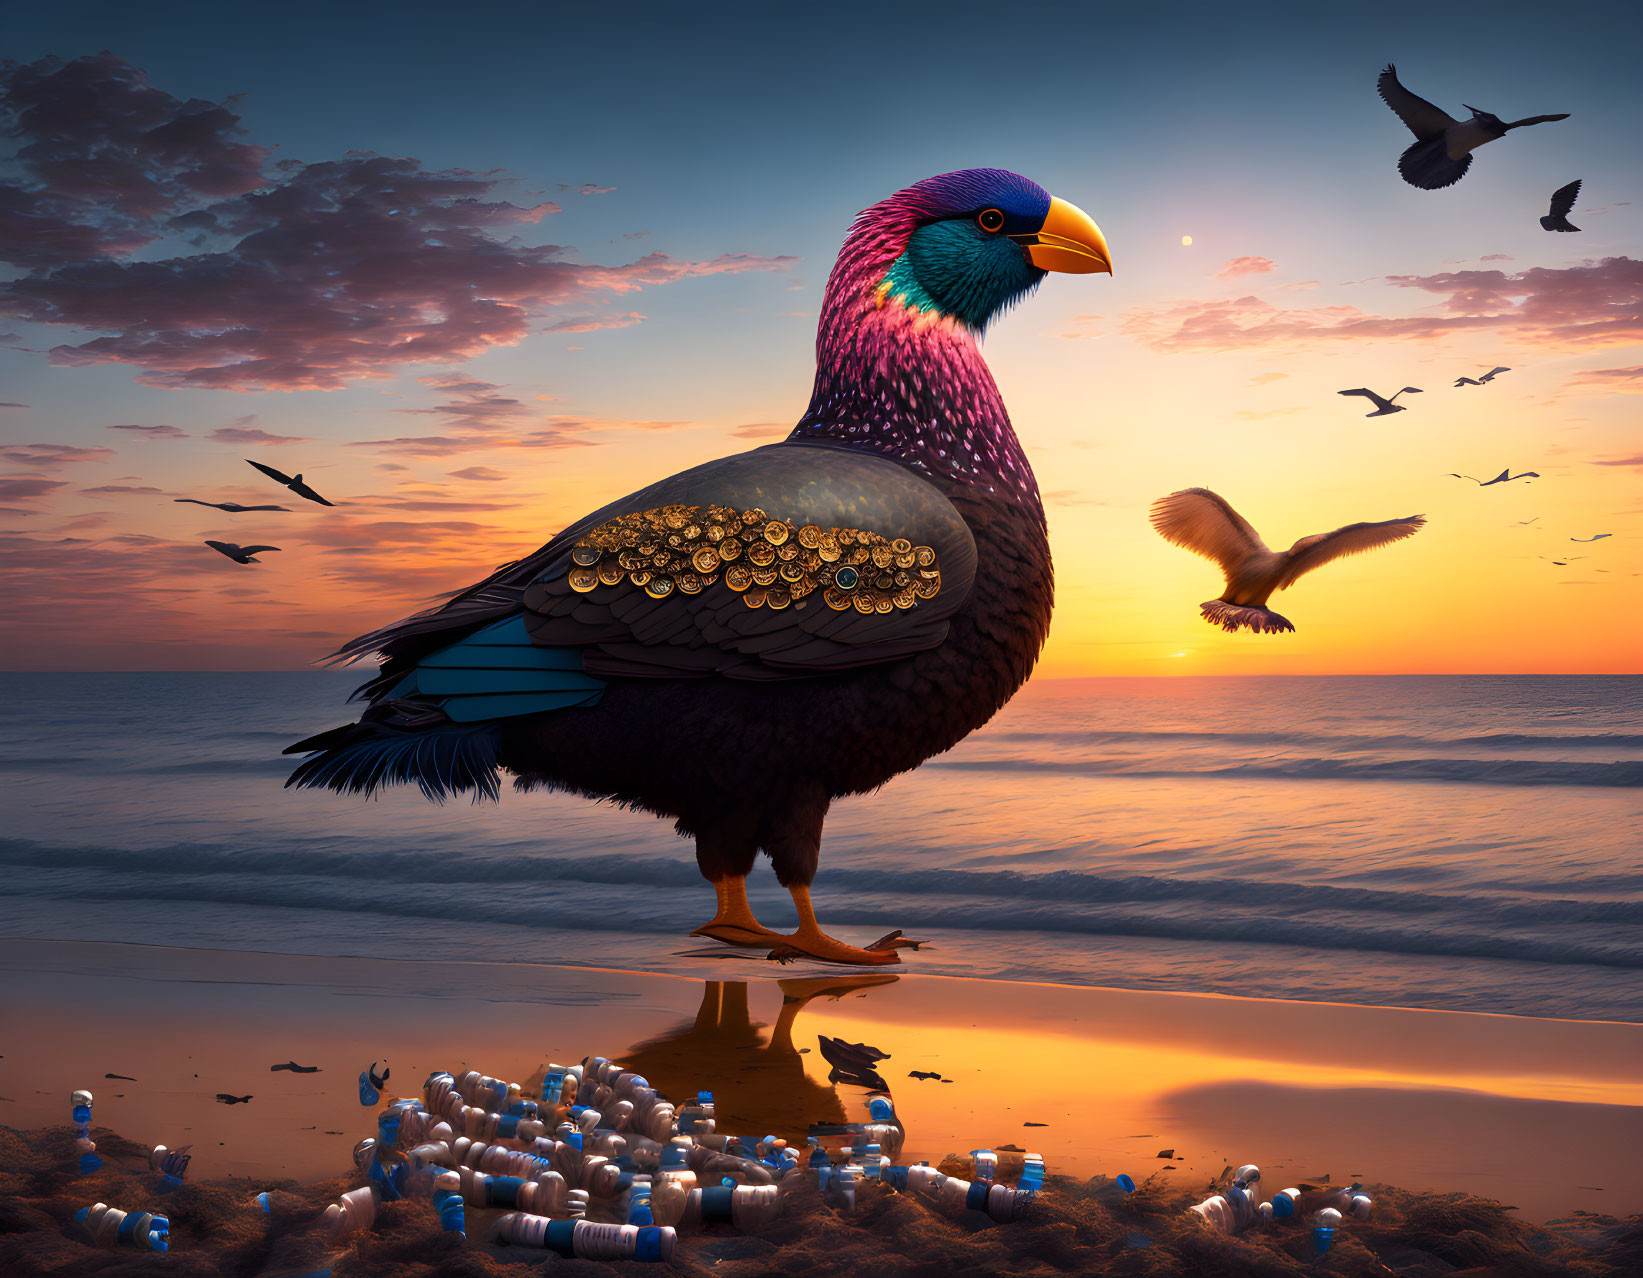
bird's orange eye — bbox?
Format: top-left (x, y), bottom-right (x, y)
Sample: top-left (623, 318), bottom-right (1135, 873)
top-left (977, 208), bottom-right (1005, 233)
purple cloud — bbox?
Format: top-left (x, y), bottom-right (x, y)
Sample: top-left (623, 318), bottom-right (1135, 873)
top-left (1215, 256), bottom-right (1277, 280)
top-left (108, 422), bottom-right (189, 438)
top-left (206, 426), bottom-right (312, 445)
top-left (1123, 258), bottom-right (1643, 353)
top-left (0, 475), bottom-right (68, 501)
top-left (0, 442), bottom-right (115, 467)
top-left (0, 56), bottom-right (795, 393)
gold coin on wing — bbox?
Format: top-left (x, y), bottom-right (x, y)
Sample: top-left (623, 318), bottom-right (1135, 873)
top-left (718, 539), bottom-right (742, 562)
top-left (571, 545), bottom-right (600, 567)
top-left (764, 521), bottom-right (789, 545)
top-left (743, 587), bottom-right (768, 608)
top-left (569, 567), bottom-right (599, 592)
top-left (599, 563), bottom-right (625, 585)
top-left (693, 547), bottom-right (720, 574)
top-left (797, 525), bottom-right (823, 548)
top-left (724, 565), bottom-right (753, 591)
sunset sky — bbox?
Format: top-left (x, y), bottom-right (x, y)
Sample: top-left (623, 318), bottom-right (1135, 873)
top-left (2, 0), bottom-right (1638, 675)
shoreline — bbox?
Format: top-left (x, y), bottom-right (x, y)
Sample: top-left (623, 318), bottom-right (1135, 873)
top-left (3, 938), bottom-right (1639, 1223)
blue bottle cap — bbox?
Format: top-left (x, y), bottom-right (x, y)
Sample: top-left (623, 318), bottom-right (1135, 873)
top-left (1272, 1192), bottom-right (1296, 1219)
top-left (73, 1207), bottom-right (90, 1225)
top-left (867, 1097), bottom-right (894, 1121)
top-left (358, 1070), bottom-right (380, 1107)
top-left (1117, 1174), bottom-right (1135, 1193)
top-left (1313, 1225), bottom-right (1335, 1257)
top-left (634, 1226), bottom-right (665, 1261)
top-left (722, 1176), bottom-right (735, 1187)
top-left (257, 1191), bottom-right (272, 1212)
top-left (697, 1091), bottom-right (713, 1104)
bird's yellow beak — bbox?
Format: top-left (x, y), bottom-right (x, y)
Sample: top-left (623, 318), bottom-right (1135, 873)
top-left (1013, 196), bottom-right (1112, 275)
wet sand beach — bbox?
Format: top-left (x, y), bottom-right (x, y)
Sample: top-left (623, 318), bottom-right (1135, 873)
top-left (3, 939), bottom-right (1639, 1226)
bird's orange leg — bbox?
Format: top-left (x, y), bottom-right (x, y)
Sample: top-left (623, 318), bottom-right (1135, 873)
top-left (766, 886), bottom-right (903, 966)
top-left (690, 876), bottom-right (785, 948)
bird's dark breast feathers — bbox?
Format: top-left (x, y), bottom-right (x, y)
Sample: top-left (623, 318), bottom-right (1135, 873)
top-left (495, 444), bottom-right (1053, 827)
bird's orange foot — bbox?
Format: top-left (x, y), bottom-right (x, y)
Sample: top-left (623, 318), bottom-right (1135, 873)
top-left (765, 925), bottom-right (906, 967)
top-left (690, 920), bottom-right (787, 948)
top-left (1200, 600), bottom-right (1295, 634)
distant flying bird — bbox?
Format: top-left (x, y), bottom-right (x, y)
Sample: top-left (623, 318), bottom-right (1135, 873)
top-left (1150, 488), bottom-right (1425, 634)
top-left (1454, 366), bottom-right (1511, 387)
top-left (1512, 517), bottom-right (1540, 526)
top-left (1338, 386), bottom-right (1422, 416)
top-left (1449, 469), bottom-right (1538, 486)
top-left (205, 540), bottom-right (281, 564)
top-left (175, 498), bottom-right (290, 512)
top-left (245, 459), bottom-right (334, 506)
top-left (1570, 533), bottom-right (1612, 542)
top-left (1541, 181), bottom-right (1582, 232)
top-left (1377, 65), bottom-right (1570, 190)
top-left (1540, 557), bottom-right (1585, 566)
top-left (283, 169), bottom-right (1113, 968)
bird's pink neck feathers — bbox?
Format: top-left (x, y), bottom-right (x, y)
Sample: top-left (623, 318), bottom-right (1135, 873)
top-left (789, 194), bottom-right (1040, 511)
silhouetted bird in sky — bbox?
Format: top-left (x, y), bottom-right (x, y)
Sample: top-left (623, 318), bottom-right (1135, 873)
top-left (1570, 533), bottom-right (1612, 542)
top-left (1542, 181), bottom-right (1582, 232)
top-left (1512, 517), bottom-right (1540, 526)
top-left (205, 540), bottom-right (280, 564)
top-left (175, 498), bottom-right (290, 512)
top-left (1377, 64), bottom-right (1570, 190)
top-left (1454, 366), bottom-right (1510, 387)
top-left (246, 459), bottom-right (334, 506)
top-left (1449, 469), bottom-right (1538, 485)
top-left (1540, 557), bottom-right (1584, 566)
top-left (1150, 488), bottom-right (1424, 634)
top-left (284, 169), bottom-right (1112, 966)
top-left (1339, 386), bottom-right (1422, 416)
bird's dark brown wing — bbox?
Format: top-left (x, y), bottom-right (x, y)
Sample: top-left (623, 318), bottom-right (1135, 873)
top-left (1149, 488), bottom-right (1267, 573)
top-left (1549, 180), bottom-right (1581, 218)
top-left (1377, 65), bottom-right (1455, 139)
top-left (1277, 516), bottom-right (1425, 588)
top-left (246, 459), bottom-right (295, 485)
top-left (1505, 113), bottom-right (1570, 129)
top-left (345, 443), bottom-right (977, 687)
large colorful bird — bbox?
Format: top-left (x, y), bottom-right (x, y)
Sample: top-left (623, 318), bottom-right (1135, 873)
top-left (286, 169), bottom-right (1111, 966)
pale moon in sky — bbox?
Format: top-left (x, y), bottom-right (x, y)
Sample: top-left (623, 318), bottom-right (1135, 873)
top-left (1181, 235), bottom-right (1193, 246)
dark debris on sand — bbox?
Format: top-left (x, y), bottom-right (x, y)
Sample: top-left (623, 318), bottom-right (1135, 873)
top-left (4, 1123), bottom-right (1643, 1277)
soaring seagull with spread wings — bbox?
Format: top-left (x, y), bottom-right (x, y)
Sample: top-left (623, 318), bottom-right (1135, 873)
top-left (176, 499), bottom-right (290, 512)
top-left (1570, 533), bottom-right (1613, 542)
top-left (1377, 64), bottom-right (1570, 190)
top-left (1150, 489), bottom-right (1424, 634)
top-left (1339, 386), bottom-right (1422, 416)
top-left (1450, 468), bottom-right (1538, 486)
top-left (1454, 366), bottom-right (1511, 387)
top-left (205, 540), bottom-right (281, 564)
top-left (1542, 181), bottom-right (1583, 232)
top-left (246, 460), bottom-right (334, 507)
top-left (284, 170), bottom-right (1111, 967)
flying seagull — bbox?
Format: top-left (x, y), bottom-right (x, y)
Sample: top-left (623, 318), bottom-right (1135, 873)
top-left (1454, 366), bottom-right (1511, 387)
top-left (1512, 517), bottom-right (1540, 526)
top-left (1542, 181), bottom-right (1582, 232)
top-left (1540, 557), bottom-right (1585, 566)
top-left (175, 498), bottom-right (290, 512)
top-left (1377, 64), bottom-right (1570, 190)
top-left (1150, 488), bottom-right (1425, 634)
top-left (1339, 386), bottom-right (1422, 416)
top-left (1570, 533), bottom-right (1612, 542)
top-left (205, 540), bottom-right (281, 564)
top-left (245, 459), bottom-right (334, 506)
top-left (1449, 469), bottom-right (1538, 486)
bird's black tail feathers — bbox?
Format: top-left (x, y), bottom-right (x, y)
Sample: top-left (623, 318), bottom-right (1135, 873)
top-left (1398, 138), bottom-right (1472, 190)
top-left (283, 716), bottom-right (502, 803)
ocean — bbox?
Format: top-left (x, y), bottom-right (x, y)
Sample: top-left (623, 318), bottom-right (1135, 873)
top-left (1, 672), bottom-right (1639, 1022)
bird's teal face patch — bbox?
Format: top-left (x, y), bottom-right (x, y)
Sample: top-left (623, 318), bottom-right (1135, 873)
top-left (881, 217), bottom-right (1045, 331)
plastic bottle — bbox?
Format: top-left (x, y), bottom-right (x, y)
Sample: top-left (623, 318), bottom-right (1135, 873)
top-left (970, 1149), bottom-right (998, 1182)
top-left (147, 1143), bottom-right (191, 1181)
top-left (432, 1169), bottom-right (465, 1237)
top-left (76, 1203), bottom-right (168, 1251)
top-left (71, 1090), bottom-right (102, 1175)
top-left (1270, 1184), bottom-right (1368, 1220)
top-left (907, 1164), bottom-right (1033, 1222)
top-left (495, 1213), bottom-right (676, 1262)
top-left (323, 1185), bottom-right (377, 1238)
top-left (1312, 1206), bottom-right (1342, 1256)
top-left (1020, 1153), bottom-right (1046, 1193)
